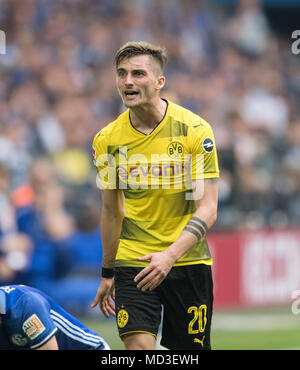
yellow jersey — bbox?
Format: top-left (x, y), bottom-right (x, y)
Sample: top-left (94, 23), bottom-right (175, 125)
top-left (92, 100), bottom-right (219, 267)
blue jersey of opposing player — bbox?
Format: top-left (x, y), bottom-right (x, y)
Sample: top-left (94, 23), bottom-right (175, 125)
top-left (0, 285), bottom-right (109, 350)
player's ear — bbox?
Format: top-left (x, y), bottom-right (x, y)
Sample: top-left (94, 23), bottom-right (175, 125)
top-left (156, 75), bottom-right (165, 91)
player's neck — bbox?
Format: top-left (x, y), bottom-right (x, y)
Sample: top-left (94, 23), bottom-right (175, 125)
top-left (129, 98), bottom-right (167, 135)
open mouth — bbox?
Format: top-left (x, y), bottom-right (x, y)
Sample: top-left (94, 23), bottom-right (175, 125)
top-left (124, 91), bottom-right (139, 96)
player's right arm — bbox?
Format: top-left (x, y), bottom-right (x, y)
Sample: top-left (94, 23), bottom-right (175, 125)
top-left (91, 188), bottom-right (125, 318)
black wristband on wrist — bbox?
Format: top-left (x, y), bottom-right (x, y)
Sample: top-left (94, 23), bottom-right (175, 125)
top-left (101, 267), bottom-right (114, 278)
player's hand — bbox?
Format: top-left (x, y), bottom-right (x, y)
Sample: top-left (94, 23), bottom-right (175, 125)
top-left (134, 250), bottom-right (176, 291)
top-left (91, 278), bottom-right (115, 318)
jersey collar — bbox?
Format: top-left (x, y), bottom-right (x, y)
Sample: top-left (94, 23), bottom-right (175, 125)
top-left (128, 98), bottom-right (170, 136)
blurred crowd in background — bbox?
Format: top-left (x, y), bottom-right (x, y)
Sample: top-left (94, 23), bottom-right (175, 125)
top-left (0, 0), bottom-right (299, 313)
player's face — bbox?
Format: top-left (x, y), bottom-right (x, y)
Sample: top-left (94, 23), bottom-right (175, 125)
top-left (116, 55), bottom-right (165, 108)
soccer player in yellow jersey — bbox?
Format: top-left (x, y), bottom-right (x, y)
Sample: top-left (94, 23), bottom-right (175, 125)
top-left (91, 41), bottom-right (219, 350)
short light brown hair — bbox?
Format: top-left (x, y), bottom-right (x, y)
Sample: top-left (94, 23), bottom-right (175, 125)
top-left (114, 41), bottom-right (168, 72)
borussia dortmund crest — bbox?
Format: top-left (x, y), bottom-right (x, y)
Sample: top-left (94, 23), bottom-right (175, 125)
top-left (167, 141), bottom-right (184, 158)
top-left (117, 309), bottom-right (129, 328)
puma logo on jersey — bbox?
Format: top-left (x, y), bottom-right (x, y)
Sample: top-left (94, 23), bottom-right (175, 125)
top-left (194, 335), bottom-right (205, 347)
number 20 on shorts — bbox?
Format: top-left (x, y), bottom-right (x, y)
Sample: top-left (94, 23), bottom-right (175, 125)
top-left (187, 305), bottom-right (207, 334)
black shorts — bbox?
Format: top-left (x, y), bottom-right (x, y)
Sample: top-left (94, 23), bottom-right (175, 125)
top-left (114, 264), bottom-right (213, 350)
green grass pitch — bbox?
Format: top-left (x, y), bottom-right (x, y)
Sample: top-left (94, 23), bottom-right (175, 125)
top-left (81, 305), bottom-right (300, 350)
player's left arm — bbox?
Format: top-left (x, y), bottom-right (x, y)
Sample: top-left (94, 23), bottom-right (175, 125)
top-left (19, 293), bottom-right (58, 350)
top-left (36, 335), bottom-right (59, 350)
top-left (135, 178), bottom-right (218, 291)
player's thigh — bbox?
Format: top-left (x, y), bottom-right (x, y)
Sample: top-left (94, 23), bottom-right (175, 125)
top-left (122, 332), bottom-right (156, 350)
top-left (114, 267), bottom-right (162, 341)
top-left (159, 264), bottom-right (213, 350)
